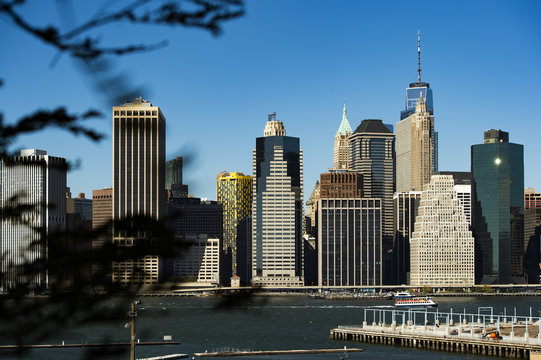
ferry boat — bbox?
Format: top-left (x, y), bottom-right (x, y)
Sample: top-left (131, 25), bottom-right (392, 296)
top-left (394, 296), bottom-right (437, 308)
top-left (393, 291), bottom-right (414, 299)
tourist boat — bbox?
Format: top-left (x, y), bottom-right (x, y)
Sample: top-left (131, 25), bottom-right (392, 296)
top-left (393, 291), bottom-right (414, 299)
top-left (394, 296), bottom-right (437, 308)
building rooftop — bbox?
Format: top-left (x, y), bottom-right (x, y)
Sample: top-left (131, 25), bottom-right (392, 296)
top-left (353, 119), bottom-right (393, 134)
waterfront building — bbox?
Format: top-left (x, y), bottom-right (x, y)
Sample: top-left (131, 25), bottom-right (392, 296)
top-left (525, 188), bottom-right (541, 210)
top-left (112, 97), bottom-right (166, 285)
top-left (393, 191), bottom-right (422, 285)
top-left (348, 119), bottom-right (395, 283)
top-left (216, 171), bottom-right (253, 282)
top-left (168, 234), bottom-right (221, 287)
top-left (524, 207), bottom-right (541, 283)
top-left (333, 104), bottom-right (353, 170)
top-left (472, 129), bottom-right (524, 284)
top-left (166, 196), bottom-right (225, 284)
top-left (317, 172), bottom-right (382, 286)
top-left (410, 175), bottom-right (475, 287)
top-left (0, 149), bottom-right (66, 291)
top-left (252, 113), bottom-right (304, 286)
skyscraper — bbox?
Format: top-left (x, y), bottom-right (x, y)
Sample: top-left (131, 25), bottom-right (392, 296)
top-left (396, 95), bottom-right (435, 191)
top-left (396, 31), bottom-right (437, 192)
top-left (112, 97), bottom-right (166, 285)
top-left (216, 171), bottom-right (253, 282)
top-left (317, 172), bottom-right (382, 286)
top-left (333, 104), bottom-right (353, 170)
top-left (472, 129), bottom-right (524, 284)
top-left (165, 156), bottom-right (183, 185)
top-left (348, 119), bottom-right (395, 283)
top-left (410, 175), bottom-right (474, 287)
top-left (252, 113), bottom-right (304, 286)
top-left (1, 149), bottom-right (66, 291)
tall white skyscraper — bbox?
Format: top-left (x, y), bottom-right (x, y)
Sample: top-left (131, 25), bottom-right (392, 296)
top-left (410, 175), bottom-right (474, 287)
top-left (252, 113), bottom-right (304, 286)
top-left (112, 97), bottom-right (166, 285)
top-left (1, 149), bottom-right (66, 291)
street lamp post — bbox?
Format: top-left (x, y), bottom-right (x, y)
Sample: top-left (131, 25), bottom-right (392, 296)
top-left (129, 300), bottom-right (140, 360)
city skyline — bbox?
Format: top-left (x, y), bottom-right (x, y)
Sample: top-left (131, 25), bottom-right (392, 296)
top-left (1, 1), bottom-right (540, 201)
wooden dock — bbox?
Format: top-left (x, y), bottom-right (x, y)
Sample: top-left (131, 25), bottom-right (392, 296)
top-left (194, 347), bottom-right (362, 357)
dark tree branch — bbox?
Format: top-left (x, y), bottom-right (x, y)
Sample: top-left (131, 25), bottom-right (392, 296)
top-left (1, 0), bottom-right (245, 60)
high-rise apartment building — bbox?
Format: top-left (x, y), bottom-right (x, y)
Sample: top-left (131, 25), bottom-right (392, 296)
top-left (112, 97), bottom-right (166, 285)
top-left (252, 113), bottom-right (304, 286)
top-left (0, 149), bottom-right (66, 291)
top-left (317, 172), bottom-right (382, 286)
top-left (216, 171), bottom-right (253, 282)
top-left (410, 175), bottom-right (475, 287)
top-left (348, 119), bottom-right (395, 283)
top-left (525, 188), bottom-right (541, 210)
top-left (333, 104), bottom-right (353, 170)
top-left (472, 129), bottom-right (524, 284)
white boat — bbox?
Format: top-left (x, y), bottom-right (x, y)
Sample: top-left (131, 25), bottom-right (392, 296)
top-left (393, 291), bottom-right (414, 299)
top-left (394, 297), bottom-right (437, 308)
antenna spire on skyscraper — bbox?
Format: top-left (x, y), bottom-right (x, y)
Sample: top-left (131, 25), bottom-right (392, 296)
top-left (417, 30), bottom-right (422, 83)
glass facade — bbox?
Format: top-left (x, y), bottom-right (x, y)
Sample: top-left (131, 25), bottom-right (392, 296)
top-left (400, 85), bottom-right (434, 120)
top-left (472, 141), bottom-right (524, 284)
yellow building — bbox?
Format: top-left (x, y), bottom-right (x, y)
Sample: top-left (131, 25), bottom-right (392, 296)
top-left (216, 171), bottom-right (253, 280)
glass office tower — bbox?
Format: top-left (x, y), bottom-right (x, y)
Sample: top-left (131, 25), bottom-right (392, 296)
top-left (471, 129), bottom-right (524, 284)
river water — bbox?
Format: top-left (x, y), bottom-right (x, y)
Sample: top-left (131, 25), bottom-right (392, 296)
top-left (3, 295), bottom-right (541, 359)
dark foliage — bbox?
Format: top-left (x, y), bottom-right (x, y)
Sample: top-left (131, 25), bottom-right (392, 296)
top-left (0, 0), bottom-right (245, 357)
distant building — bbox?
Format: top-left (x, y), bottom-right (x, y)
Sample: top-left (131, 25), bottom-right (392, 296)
top-left (524, 207), bottom-right (541, 284)
top-left (166, 197), bottom-right (225, 284)
top-left (168, 234), bottom-right (221, 287)
top-left (410, 175), bottom-right (475, 287)
top-left (305, 181), bottom-right (320, 238)
top-left (112, 98), bottom-right (166, 285)
top-left (92, 187), bottom-right (112, 248)
top-left (252, 113), bottom-right (304, 286)
top-left (472, 129), bottom-right (524, 284)
top-left (396, 95), bottom-right (436, 192)
top-left (216, 171), bottom-right (252, 283)
top-left (398, 31), bottom-right (438, 190)
top-left (317, 172), bottom-right (382, 286)
top-left (332, 104), bottom-right (353, 170)
top-left (166, 156), bottom-right (188, 199)
top-left (393, 191), bottom-right (422, 285)
top-left (349, 119), bottom-right (395, 284)
top-left (0, 149), bottom-right (66, 291)
top-left (525, 188), bottom-right (541, 210)
top-left (436, 171), bottom-right (472, 225)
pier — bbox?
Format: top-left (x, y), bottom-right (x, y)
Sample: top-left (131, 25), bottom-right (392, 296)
top-left (331, 307), bottom-right (541, 358)
top-left (0, 341), bottom-right (180, 350)
top-left (194, 347), bottom-right (362, 357)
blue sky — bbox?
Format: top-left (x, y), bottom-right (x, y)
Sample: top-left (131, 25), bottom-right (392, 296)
top-left (1, 0), bottom-right (540, 200)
